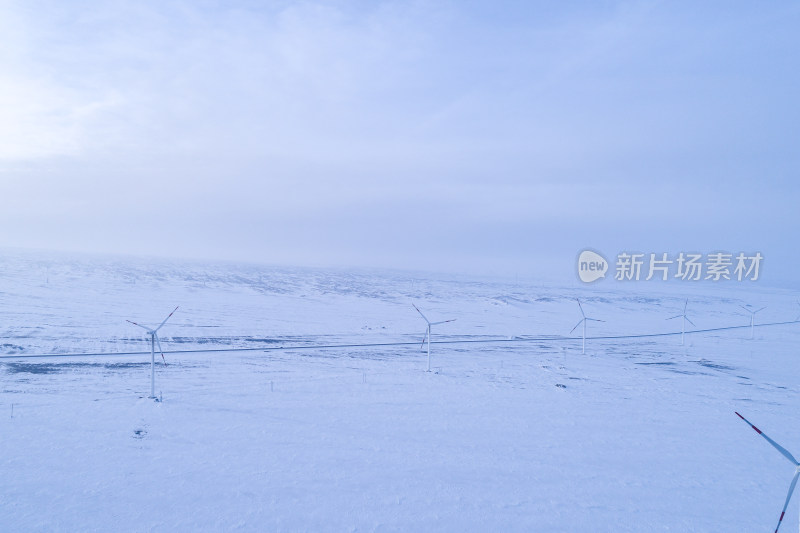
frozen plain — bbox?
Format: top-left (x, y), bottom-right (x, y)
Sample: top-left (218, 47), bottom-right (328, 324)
top-left (1, 250), bottom-right (800, 532)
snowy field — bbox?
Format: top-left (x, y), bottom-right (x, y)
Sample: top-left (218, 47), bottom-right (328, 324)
top-left (2, 250), bottom-right (800, 532)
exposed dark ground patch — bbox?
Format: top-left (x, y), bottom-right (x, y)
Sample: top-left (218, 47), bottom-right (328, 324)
top-left (693, 359), bottom-right (736, 371)
top-left (667, 369), bottom-right (711, 376)
top-left (3, 362), bottom-right (150, 374)
top-left (1, 343), bottom-right (25, 353)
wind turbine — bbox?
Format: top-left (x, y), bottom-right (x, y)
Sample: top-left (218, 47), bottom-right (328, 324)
top-left (735, 412), bottom-right (800, 533)
top-left (570, 298), bottom-right (604, 355)
top-left (413, 304), bottom-right (455, 372)
top-left (667, 299), bottom-right (695, 346)
top-left (741, 304), bottom-right (766, 340)
top-left (127, 306), bottom-right (179, 400)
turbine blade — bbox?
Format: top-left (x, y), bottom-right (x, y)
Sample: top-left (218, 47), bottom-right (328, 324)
top-left (576, 298), bottom-right (585, 318)
top-left (155, 334), bottom-right (167, 366)
top-left (755, 306), bottom-right (767, 314)
top-left (126, 319), bottom-right (150, 332)
top-left (685, 316), bottom-right (696, 327)
top-left (740, 305), bottom-right (752, 314)
top-left (569, 319), bottom-right (583, 334)
top-left (155, 306), bottom-right (179, 332)
top-left (774, 470), bottom-right (800, 533)
top-left (420, 328), bottom-right (428, 349)
top-left (736, 412), bottom-right (799, 465)
top-left (666, 315), bottom-right (682, 320)
top-left (431, 319), bottom-right (456, 325)
top-left (588, 318), bottom-right (605, 322)
top-left (412, 304), bottom-right (430, 324)
top-left (683, 299), bottom-right (688, 313)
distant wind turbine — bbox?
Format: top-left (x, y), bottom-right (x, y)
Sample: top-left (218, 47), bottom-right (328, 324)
top-left (570, 298), bottom-right (604, 355)
top-left (127, 306), bottom-right (179, 400)
top-left (667, 299), bottom-right (695, 346)
top-left (741, 304), bottom-right (766, 340)
top-left (413, 304), bottom-right (455, 372)
top-left (735, 412), bottom-right (800, 533)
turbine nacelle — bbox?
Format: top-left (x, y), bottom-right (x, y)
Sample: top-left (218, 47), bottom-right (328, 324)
top-left (413, 303), bottom-right (455, 334)
top-left (127, 306), bottom-right (178, 336)
top-left (570, 298), bottom-right (604, 333)
top-left (740, 304), bottom-right (767, 317)
top-left (666, 299), bottom-right (696, 323)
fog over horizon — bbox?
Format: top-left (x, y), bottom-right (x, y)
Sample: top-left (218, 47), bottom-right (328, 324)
top-left (2, 1), bottom-right (798, 285)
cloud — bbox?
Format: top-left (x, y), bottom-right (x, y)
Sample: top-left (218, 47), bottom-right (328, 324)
top-left (0, 1), bottom-right (798, 280)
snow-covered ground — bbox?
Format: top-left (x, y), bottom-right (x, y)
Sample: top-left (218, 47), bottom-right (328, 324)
top-left (2, 249), bottom-right (800, 531)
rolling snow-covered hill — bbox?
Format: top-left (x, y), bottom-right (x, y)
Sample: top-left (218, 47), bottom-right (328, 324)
top-left (2, 250), bottom-right (799, 532)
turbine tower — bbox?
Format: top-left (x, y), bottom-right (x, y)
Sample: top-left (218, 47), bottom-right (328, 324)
top-left (570, 298), bottom-right (604, 355)
top-left (667, 299), bottom-right (695, 346)
top-left (127, 306), bottom-right (179, 400)
top-left (413, 304), bottom-right (455, 372)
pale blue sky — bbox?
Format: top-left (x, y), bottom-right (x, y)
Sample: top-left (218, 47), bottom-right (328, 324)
top-left (1, 1), bottom-right (798, 283)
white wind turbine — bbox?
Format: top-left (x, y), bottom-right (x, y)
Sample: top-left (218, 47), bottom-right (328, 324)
top-left (667, 299), bottom-right (695, 346)
top-left (741, 304), bottom-right (767, 340)
top-left (127, 306), bottom-right (179, 399)
top-left (570, 298), bottom-right (604, 355)
top-left (736, 412), bottom-right (800, 533)
top-left (413, 304), bottom-right (455, 372)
